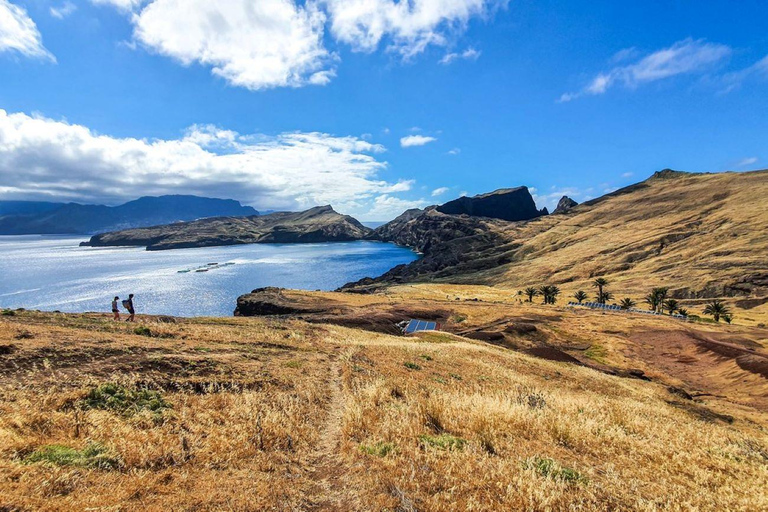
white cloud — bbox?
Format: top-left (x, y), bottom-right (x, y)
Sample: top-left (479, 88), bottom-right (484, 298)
top-left (323, 0), bottom-right (505, 59)
top-left (365, 194), bottom-right (430, 220)
top-left (0, 0), bottom-right (55, 60)
top-left (431, 186), bottom-right (449, 196)
top-left (94, 0), bottom-right (506, 90)
top-left (107, 0), bottom-right (336, 90)
top-left (400, 135), bottom-right (436, 147)
top-left (735, 157), bottom-right (758, 168)
top-left (0, 109), bottom-right (429, 220)
top-left (560, 38), bottom-right (731, 102)
top-left (718, 55), bottom-right (768, 94)
top-left (621, 172), bottom-right (633, 178)
top-left (439, 46), bottom-right (480, 64)
top-left (90, 0), bottom-right (145, 12)
top-left (447, 147), bottom-right (460, 155)
top-left (50, 2), bottom-right (77, 19)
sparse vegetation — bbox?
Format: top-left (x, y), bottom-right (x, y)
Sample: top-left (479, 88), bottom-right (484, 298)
top-left (359, 441), bottom-right (396, 457)
top-left (134, 325), bottom-right (152, 336)
top-left (573, 290), bottom-right (588, 304)
top-left (419, 433), bottom-right (467, 451)
top-left (80, 383), bottom-right (170, 417)
top-left (25, 443), bottom-right (121, 470)
top-left (404, 361), bottom-right (422, 370)
top-left (664, 299), bottom-right (679, 315)
top-left (524, 456), bottom-right (586, 484)
top-left (1, 309), bottom-right (15, 316)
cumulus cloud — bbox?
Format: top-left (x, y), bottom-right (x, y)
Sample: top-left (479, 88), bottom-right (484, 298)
top-left (94, 0), bottom-right (505, 89)
top-left (0, 0), bottom-right (55, 60)
top-left (50, 2), bottom-right (77, 19)
top-left (0, 109), bottom-right (426, 219)
top-left (100, 0), bottom-right (336, 90)
top-left (439, 46), bottom-right (480, 64)
top-left (325, 0), bottom-right (504, 59)
top-left (400, 135), bottom-right (436, 147)
top-left (560, 38), bottom-right (731, 102)
top-left (431, 186), bottom-right (449, 196)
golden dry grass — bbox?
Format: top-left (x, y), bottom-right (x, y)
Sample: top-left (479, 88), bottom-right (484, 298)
top-left (2, 304), bottom-right (767, 511)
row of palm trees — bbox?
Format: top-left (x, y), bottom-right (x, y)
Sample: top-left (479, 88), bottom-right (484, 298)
top-left (522, 277), bottom-right (734, 323)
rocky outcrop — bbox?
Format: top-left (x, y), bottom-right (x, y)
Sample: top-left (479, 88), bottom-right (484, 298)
top-left (82, 205), bottom-right (371, 251)
top-left (234, 287), bottom-right (340, 316)
top-left (435, 187), bottom-right (547, 221)
top-left (552, 196), bottom-right (578, 214)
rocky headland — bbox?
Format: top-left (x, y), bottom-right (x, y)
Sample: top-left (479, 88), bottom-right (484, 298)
top-left (81, 205), bottom-right (371, 250)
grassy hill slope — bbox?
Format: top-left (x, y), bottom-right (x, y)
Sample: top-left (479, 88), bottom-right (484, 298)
top-left (2, 307), bottom-right (767, 510)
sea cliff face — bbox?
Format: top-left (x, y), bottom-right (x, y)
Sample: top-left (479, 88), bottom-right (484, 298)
top-left (82, 205), bottom-right (371, 250)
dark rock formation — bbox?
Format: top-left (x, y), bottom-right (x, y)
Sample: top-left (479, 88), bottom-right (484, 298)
top-left (0, 195), bottom-right (258, 235)
top-left (82, 205), bottom-right (371, 251)
top-left (552, 196), bottom-right (578, 214)
top-left (234, 287), bottom-right (340, 316)
top-left (435, 187), bottom-right (547, 221)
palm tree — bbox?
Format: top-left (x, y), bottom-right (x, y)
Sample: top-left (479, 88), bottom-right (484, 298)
top-left (593, 278), bottom-right (609, 304)
top-left (645, 287), bottom-right (669, 313)
top-left (677, 307), bottom-right (689, 317)
top-left (723, 314), bottom-right (733, 324)
top-left (663, 299), bottom-right (679, 315)
top-left (703, 300), bottom-right (730, 323)
top-left (573, 290), bottom-right (587, 304)
top-left (539, 285), bottom-right (561, 305)
top-left (620, 298), bottom-right (636, 310)
top-left (598, 291), bottom-right (614, 304)
top-left (524, 287), bottom-right (538, 302)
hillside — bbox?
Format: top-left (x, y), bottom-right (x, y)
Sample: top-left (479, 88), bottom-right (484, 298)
top-left (351, 169), bottom-right (768, 325)
top-left (82, 205), bottom-right (371, 250)
top-left (1, 303), bottom-right (766, 511)
top-left (0, 195), bottom-right (258, 235)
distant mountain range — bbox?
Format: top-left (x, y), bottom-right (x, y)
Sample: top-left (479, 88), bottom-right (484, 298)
top-left (0, 195), bottom-right (258, 235)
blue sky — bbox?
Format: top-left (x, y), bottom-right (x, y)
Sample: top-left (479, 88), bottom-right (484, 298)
top-left (1, 0), bottom-right (766, 220)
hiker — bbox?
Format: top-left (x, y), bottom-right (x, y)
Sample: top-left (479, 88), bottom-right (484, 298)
top-left (123, 294), bottom-right (135, 322)
top-left (111, 296), bottom-right (120, 321)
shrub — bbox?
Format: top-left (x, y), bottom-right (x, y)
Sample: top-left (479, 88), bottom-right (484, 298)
top-left (419, 433), bottom-right (467, 451)
top-left (404, 362), bottom-right (421, 370)
top-left (1, 309), bottom-right (15, 316)
top-left (452, 314), bottom-right (467, 323)
top-left (359, 441), bottom-right (396, 457)
top-left (25, 443), bottom-right (121, 470)
top-left (524, 456), bottom-right (586, 484)
top-left (80, 383), bottom-right (170, 417)
top-left (133, 326), bottom-right (152, 337)
top-left (419, 354), bottom-right (433, 361)
top-left (284, 360), bottom-right (302, 369)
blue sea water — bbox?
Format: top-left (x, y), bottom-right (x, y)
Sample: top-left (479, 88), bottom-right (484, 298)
top-left (0, 236), bottom-right (418, 317)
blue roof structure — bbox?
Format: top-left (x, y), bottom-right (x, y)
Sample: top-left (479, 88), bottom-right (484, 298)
top-left (404, 319), bottom-right (439, 334)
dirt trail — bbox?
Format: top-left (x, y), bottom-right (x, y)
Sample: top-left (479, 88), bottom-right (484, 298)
top-left (302, 357), bottom-right (358, 511)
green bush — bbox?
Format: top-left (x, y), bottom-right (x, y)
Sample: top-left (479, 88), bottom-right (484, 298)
top-left (80, 383), bottom-right (170, 417)
top-left (404, 362), bottom-right (422, 370)
top-left (359, 441), bottom-right (396, 457)
top-left (524, 456), bottom-right (586, 484)
top-left (1, 309), bottom-right (15, 316)
top-left (133, 325), bottom-right (152, 336)
top-left (419, 433), bottom-right (467, 451)
top-left (25, 443), bottom-right (121, 470)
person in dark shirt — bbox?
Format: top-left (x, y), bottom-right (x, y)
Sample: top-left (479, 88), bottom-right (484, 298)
top-left (111, 296), bottom-right (120, 321)
top-left (124, 294), bottom-right (135, 322)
